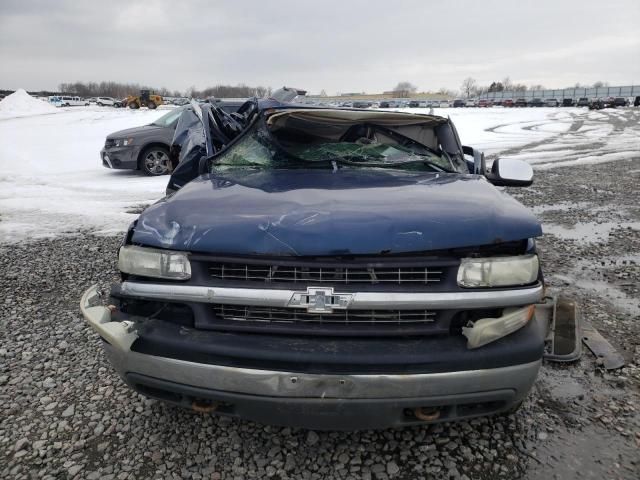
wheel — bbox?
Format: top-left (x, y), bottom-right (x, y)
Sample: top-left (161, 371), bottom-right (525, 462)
top-left (140, 146), bottom-right (170, 176)
top-left (97, 102), bottom-right (103, 106)
top-left (147, 101), bottom-right (157, 110)
top-left (129, 102), bottom-right (139, 109)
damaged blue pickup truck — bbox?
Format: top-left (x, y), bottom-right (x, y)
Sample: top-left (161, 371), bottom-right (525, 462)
top-left (81, 88), bottom-right (556, 430)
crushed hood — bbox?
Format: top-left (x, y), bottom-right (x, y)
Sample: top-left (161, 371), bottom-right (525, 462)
top-left (132, 169), bottom-right (542, 256)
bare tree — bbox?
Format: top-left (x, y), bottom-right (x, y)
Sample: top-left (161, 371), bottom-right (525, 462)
top-left (436, 87), bottom-right (455, 96)
top-left (393, 81), bottom-right (418, 98)
top-left (460, 77), bottom-right (477, 98)
top-left (592, 81), bottom-right (609, 88)
top-left (529, 84), bottom-right (545, 91)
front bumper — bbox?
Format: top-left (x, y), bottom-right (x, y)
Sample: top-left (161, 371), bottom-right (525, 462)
top-left (101, 146), bottom-right (139, 170)
top-left (81, 284), bottom-right (545, 429)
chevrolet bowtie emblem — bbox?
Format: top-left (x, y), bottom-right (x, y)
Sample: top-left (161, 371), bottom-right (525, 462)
top-left (288, 287), bottom-right (353, 313)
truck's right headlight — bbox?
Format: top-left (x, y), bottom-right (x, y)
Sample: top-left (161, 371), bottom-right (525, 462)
top-left (118, 245), bottom-right (191, 280)
top-left (457, 254), bottom-right (539, 288)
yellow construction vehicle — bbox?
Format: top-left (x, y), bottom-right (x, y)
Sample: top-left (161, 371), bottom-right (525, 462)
top-left (126, 90), bottom-right (163, 109)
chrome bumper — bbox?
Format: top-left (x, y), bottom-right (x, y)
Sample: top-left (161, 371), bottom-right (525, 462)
top-left (82, 283), bottom-right (542, 399)
top-left (80, 283), bottom-right (543, 427)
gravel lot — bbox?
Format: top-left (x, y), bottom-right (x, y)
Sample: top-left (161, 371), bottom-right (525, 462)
top-left (1, 111), bottom-right (639, 480)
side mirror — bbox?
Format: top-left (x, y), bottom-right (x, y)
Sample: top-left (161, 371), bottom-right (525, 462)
top-left (486, 158), bottom-right (533, 187)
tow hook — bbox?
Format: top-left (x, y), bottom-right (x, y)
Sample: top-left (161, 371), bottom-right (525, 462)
top-left (413, 406), bottom-right (441, 421)
top-left (191, 400), bottom-right (219, 413)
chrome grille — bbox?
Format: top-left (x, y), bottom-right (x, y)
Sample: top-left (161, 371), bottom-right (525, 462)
top-left (208, 263), bottom-right (442, 285)
top-left (214, 305), bottom-right (436, 324)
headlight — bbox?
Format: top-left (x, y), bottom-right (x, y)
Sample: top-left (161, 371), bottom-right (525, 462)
top-left (457, 254), bottom-right (539, 288)
top-left (114, 138), bottom-right (134, 147)
top-left (118, 245), bottom-right (191, 280)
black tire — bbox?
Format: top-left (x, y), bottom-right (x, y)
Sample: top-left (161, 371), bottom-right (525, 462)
top-left (147, 101), bottom-right (157, 110)
top-left (140, 146), bottom-right (170, 176)
top-left (129, 102), bottom-right (139, 109)
top-left (97, 102), bottom-right (103, 106)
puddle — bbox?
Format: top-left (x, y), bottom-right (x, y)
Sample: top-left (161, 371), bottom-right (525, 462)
top-left (553, 274), bottom-right (640, 316)
top-left (543, 221), bottom-right (640, 242)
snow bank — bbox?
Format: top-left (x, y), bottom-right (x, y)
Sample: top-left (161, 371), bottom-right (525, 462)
top-left (0, 89), bottom-right (57, 119)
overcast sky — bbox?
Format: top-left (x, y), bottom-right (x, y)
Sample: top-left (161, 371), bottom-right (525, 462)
top-left (1, 0), bottom-right (639, 94)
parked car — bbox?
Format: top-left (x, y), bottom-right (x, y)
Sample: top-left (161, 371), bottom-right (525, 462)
top-left (529, 98), bottom-right (544, 107)
top-left (96, 97), bottom-right (116, 106)
top-left (502, 99), bottom-right (514, 107)
top-left (452, 99), bottom-right (466, 108)
top-left (576, 97), bottom-right (590, 107)
top-left (82, 89), bottom-right (560, 430)
top-left (545, 98), bottom-right (559, 107)
top-left (101, 107), bottom-right (185, 175)
top-left (477, 99), bottom-right (492, 108)
top-left (48, 95), bottom-right (62, 107)
top-left (352, 101), bottom-right (371, 109)
top-left (515, 98), bottom-right (527, 107)
top-left (465, 99), bottom-right (477, 107)
top-left (588, 98), bottom-right (617, 110)
top-left (634, 96), bottom-right (640, 107)
top-left (379, 101), bottom-right (390, 108)
top-left (492, 99), bottom-right (503, 107)
top-left (612, 97), bottom-right (629, 107)
top-left (408, 100), bottom-right (420, 108)
top-left (418, 101), bottom-right (427, 107)
top-left (438, 100), bottom-right (451, 107)
top-left (59, 96), bottom-right (89, 106)
top-left (562, 98), bottom-right (574, 107)
top-left (101, 102), bottom-right (243, 175)
top-left (113, 98), bottom-right (125, 108)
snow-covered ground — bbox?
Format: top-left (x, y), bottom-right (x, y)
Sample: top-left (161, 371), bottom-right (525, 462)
top-left (0, 96), bottom-right (638, 242)
top-left (0, 103), bottom-right (169, 241)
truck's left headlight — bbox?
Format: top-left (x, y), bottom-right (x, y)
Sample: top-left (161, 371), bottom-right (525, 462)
top-left (457, 254), bottom-right (539, 288)
top-left (118, 245), bottom-right (191, 280)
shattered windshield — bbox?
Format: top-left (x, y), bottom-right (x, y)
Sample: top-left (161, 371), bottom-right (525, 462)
top-left (210, 119), bottom-right (462, 173)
